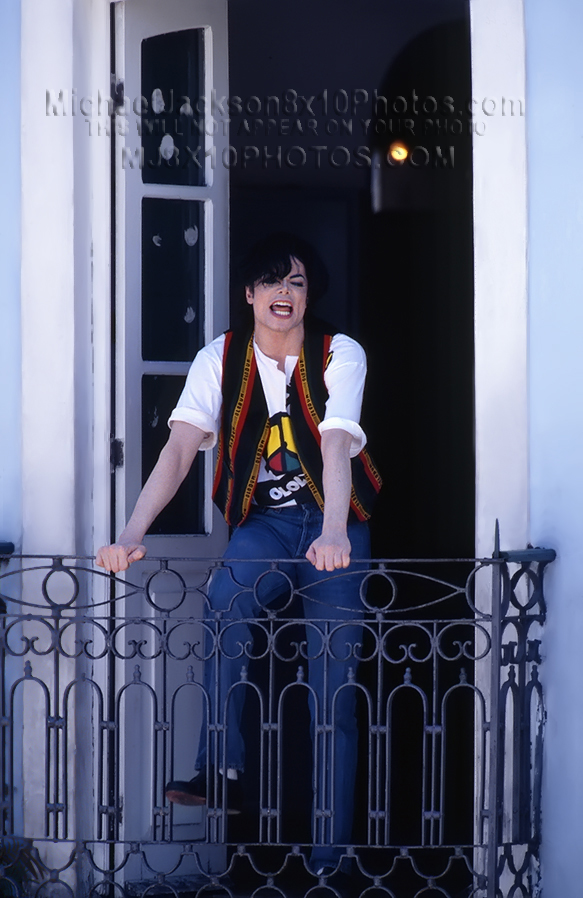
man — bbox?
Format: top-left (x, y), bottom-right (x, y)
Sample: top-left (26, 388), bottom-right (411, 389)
top-left (97, 233), bottom-right (381, 875)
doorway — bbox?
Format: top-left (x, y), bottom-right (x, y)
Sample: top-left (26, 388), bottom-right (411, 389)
top-left (228, 0), bottom-right (475, 560)
top-left (227, 0), bottom-right (476, 861)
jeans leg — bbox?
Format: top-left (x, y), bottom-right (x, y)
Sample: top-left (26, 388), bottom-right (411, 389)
top-left (299, 516), bottom-right (370, 868)
top-left (195, 510), bottom-right (298, 773)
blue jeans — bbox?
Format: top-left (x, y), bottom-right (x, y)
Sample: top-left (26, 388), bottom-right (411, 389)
top-left (195, 504), bottom-right (370, 864)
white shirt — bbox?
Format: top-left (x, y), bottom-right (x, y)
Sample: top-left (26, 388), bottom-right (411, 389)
top-left (169, 331), bottom-right (368, 458)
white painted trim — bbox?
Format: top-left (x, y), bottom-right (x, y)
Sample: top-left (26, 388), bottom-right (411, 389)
top-left (470, 0), bottom-right (529, 557)
top-left (469, 2), bottom-right (529, 882)
top-left (112, 2), bottom-right (128, 545)
top-left (86, 0), bottom-right (115, 556)
top-left (116, 0), bottom-right (229, 556)
top-left (19, 0), bottom-right (115, 881)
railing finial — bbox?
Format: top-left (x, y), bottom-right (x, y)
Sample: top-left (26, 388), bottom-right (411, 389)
top-left (494, 519), bottom-right (501, 558)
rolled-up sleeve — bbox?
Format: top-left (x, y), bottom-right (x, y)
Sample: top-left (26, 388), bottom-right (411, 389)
top-left (319, 333), bottom-right (368, 457)
top-left (168, 334), bottom-right (225, 450)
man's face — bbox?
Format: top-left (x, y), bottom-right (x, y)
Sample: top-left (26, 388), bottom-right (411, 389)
top-left (245, 257), bottom-right (308, 334)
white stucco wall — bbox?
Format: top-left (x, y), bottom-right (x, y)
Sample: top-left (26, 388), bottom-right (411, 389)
top-left (20, 0), bottom-right (111, 556)
top-left (0, 2), bottom-right (22, 547)
top-left (471, 0), bottom-right (529, 559)
top-left (18, 0), bottom-right (112, 884)
top-left (21, 0), bottom-right (77, 556)
top-left (525, 1), bottom-right (583, 894)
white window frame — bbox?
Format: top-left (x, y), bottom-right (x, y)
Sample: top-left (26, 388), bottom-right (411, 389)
top-left (110, 0), bottom-right (230, 867)
top-left (113, 0), bottom-right (229, 561)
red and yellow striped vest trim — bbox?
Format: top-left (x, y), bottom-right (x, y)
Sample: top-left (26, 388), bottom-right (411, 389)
top-left (213, 324), bottom-right (381, 526)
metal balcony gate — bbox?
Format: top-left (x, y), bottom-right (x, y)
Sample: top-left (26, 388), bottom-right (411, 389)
top-left (0, 533), bottom-right (554, 897)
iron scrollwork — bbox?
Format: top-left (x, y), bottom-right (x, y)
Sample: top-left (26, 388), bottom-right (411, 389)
top-left (0, 540), bottom-right (554, 896)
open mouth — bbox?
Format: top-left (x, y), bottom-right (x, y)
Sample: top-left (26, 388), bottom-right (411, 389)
top-left (270, 301), bottom-right (293, 318)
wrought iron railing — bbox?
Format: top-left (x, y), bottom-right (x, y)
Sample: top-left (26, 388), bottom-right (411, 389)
top-left (0, 534), bottom-right (554, 897)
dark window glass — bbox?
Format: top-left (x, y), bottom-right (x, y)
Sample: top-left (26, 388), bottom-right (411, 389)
top-left (141, 29), bottom-right (205, 186)
top-left (142, 198), bottom-right (204, 362)
top-left (142, 375), bottom-right (205, 535)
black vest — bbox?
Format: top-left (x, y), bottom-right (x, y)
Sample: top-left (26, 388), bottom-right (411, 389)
top-left (212, 323), bottom-right (382, 527)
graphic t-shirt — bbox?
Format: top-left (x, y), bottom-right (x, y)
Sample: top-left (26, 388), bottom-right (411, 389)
top-left (168, 331), bottom-right (369, 508)
top-left (253, 404), bottom-right (314, 508)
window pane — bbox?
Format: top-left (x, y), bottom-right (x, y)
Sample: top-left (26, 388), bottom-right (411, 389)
top-left (141, 28), bottom-right (205, 186)
top-left (142, 375), bottom-right (205, 535)
top-left (142, 197), bottom-right (204, 362)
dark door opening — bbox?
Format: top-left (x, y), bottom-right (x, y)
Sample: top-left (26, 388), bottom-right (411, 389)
top-left (228, 0), bottom-right (474, 559)
top-left (227, 0), bottom-right (475, 867)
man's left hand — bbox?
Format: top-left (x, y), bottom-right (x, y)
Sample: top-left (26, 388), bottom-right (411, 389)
top-left (306, 530), bottom-right (351, 571)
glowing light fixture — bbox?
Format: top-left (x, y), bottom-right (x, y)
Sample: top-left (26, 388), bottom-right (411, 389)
top-left (388, 141), bottom-right (409, 162)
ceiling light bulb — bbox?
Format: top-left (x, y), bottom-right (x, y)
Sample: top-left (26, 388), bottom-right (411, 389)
top-left (388, 141), bottom-right (409, 162)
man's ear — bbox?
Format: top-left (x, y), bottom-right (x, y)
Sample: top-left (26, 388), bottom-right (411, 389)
top-left (245, 285), bottom-right (254, 305)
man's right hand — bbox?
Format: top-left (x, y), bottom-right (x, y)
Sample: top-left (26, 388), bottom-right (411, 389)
top-left (95, 542), bottom-right (147, 573)
top-left (95, 423), bottom-right (208, 574)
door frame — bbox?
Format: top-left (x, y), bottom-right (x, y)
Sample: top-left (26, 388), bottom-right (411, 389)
top-left (469, 0), bottom-right (529, 557)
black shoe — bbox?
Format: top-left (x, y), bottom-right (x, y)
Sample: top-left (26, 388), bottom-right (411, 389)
top-left (310, 861), bottom-right (365, 897)
top-left (165, 768), bottom-right (242, 814)
top-left (313, 865), bottom-right (336, 878)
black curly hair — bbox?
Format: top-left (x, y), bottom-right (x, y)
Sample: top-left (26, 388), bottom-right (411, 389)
top-left (239, 232), bottom-right (329, 304)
